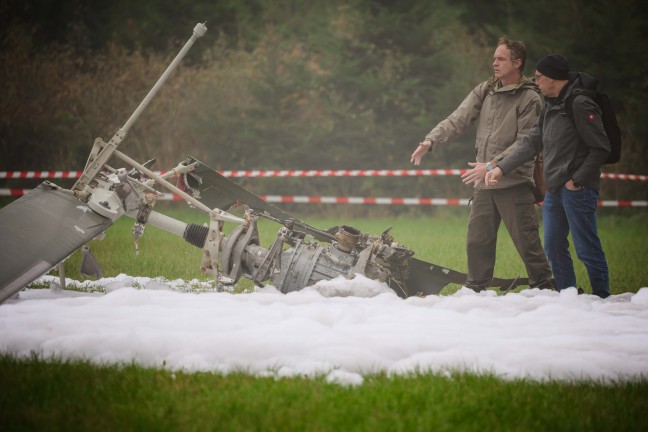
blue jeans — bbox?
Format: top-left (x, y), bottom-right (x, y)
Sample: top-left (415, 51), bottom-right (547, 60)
top-left (543, 186), bottom-right (610, 298)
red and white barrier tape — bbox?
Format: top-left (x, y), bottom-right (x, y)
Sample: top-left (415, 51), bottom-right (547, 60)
top-left (0, 171), bottom-right (84, 179)
top-left (218, 169), bottom-right (468, 177)
top-left (1, 170), bottom-right (646, 180)
top-left (0, 169), bottom-right (465, 178)
top-left (1, 189), bottom-right (646, 207)
top-left (258, 196), bottom-right (472, 206)
top-left (600, 173), bottom-right (648, 181)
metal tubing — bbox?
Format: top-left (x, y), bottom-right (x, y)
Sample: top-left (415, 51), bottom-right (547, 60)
top-left (121, 23), bottom-right (207, 135)
top-left (143, 211), bottom-right (188, 238)
top-left (73, 23), bottom-right (207, 193)
top-left (112, 149), bottom-right (244, 224)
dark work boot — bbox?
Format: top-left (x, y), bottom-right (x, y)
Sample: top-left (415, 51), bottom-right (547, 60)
top-left (534, 278), bottom-right (556, 291)
top-left (463, 280), bottom-right (488, 293)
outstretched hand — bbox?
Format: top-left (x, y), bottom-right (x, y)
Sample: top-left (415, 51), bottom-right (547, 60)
top-left (460, 162), bottom-right (487, 186)
top-left (410, 141), bottom-right (431, 166)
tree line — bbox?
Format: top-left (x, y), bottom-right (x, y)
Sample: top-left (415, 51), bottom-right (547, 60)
top-left (1, 0), bottom-right (646, 205)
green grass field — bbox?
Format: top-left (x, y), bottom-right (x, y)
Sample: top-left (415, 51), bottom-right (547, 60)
top-left (2, 207), bottom-right (647, 431)
top-left (2, 354), bottom-right (647, 432)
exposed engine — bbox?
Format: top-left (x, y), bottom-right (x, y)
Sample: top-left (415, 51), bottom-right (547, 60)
top-left (183, 216), bottom-right (414, 297)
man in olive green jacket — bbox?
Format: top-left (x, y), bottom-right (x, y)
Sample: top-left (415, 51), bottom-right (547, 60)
top-left (410, 37), bottom-right (553, 291)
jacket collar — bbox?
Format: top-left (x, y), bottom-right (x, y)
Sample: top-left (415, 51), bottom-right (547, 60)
top-left (491, 75), bottom-right (537, 93)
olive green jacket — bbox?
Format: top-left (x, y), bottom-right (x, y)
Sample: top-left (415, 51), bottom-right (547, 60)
top-left (425, 76), bottom-right (542, 189)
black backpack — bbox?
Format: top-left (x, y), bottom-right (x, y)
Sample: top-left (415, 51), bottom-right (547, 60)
top-left (565, 72), bottom-right (622, 164)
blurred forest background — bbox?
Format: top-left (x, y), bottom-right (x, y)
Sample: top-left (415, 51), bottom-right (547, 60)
top-left (1, 0), bottom-right (646, 214)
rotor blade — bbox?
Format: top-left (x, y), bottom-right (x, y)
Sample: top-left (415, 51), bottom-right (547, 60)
top-left (186, 157), bottom-right (295, 221)
top-left (405, 257), bottom-right (529, 297)
top-left (405, 257), bottom-right (467, 296)
top-left (184, 157), bottom-right (333, 242)
top-left (0, 183), bottom-right (113, 303)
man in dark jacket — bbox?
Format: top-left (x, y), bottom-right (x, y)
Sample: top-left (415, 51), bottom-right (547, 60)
top-left (485, 55), bottom-right (611, 298)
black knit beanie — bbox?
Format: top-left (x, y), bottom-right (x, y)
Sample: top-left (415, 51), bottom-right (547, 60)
top-left (536, 55), bottom-right (569, 80)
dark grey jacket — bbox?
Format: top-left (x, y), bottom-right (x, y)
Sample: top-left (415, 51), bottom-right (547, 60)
top-left (498, 72), bottom-right (611, 193)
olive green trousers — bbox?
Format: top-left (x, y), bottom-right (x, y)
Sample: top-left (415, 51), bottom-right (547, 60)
top-left (465, 184), bottom-right (553, 290)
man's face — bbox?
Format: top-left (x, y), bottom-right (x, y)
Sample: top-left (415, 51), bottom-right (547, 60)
top-left (533, 70), bottom-right (553, 96)
top-left (492, 44), bottom-right (520, 82)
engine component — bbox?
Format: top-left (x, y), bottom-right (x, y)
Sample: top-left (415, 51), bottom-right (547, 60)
top-left (180, 214), bottom-right (425, 298)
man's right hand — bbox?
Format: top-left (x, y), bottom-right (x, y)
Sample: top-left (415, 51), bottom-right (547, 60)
top-left (484, 166), bottom-right (503, 186)
top-left (410, 140), bottom-right (432, 166)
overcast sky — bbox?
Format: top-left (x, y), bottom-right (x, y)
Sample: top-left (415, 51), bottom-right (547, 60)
top-left (1, 274), bottom-right (647, 386)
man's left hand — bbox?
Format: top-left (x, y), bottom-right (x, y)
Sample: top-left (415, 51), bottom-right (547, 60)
top-left (461, 162), bottom-right (488, 185)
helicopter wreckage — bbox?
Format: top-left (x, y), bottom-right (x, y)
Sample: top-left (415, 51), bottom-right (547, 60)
top-left (0, 23), bottom-right (528, 304)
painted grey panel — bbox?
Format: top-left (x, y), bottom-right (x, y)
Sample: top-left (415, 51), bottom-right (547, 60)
top-left (0, 183), bottom-right (113, 303)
